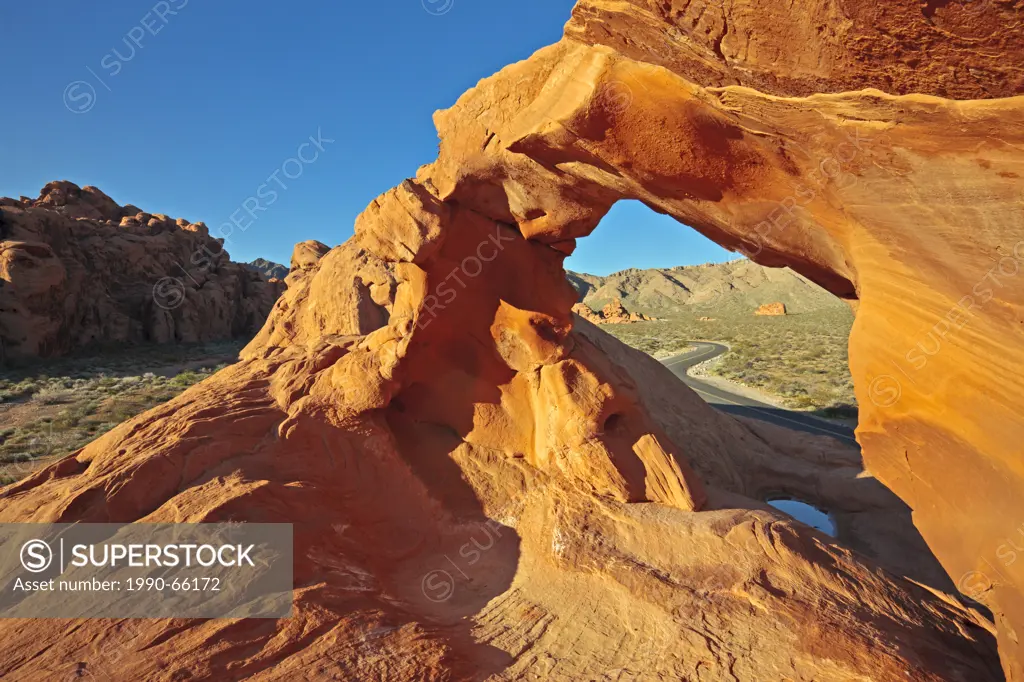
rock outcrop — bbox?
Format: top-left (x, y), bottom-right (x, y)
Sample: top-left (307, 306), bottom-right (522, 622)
top-left (755, 302), bottom-right (787, 316)
top-left (602, 298), bottom-right (656, 323)
top-left (570, 301), bottom-right (604, 324)
top-left (0, 0), bottom-right (1022, 679)
top-left (572, 298), bottom-right (656, 324)
top-left (0, 182), bottom-right (285, 359)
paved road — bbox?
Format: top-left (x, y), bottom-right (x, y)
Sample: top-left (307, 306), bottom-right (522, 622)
top-left (661, 342), bottom-right (859, 446)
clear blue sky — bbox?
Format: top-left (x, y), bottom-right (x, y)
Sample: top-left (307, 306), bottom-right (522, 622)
top-left (0, 0), bottom-right (734, 275)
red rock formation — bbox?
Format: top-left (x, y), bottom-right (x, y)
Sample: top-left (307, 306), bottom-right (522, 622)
top-left (755, 302), bottom-right (787, 316)
top-left (602, 298), bottom-right (630, 321)
top-left (0, 182), bottom-right (285, 359)
top-left (0, 0), bottom-right (1021, 679)
top-left (571, 301), bottom-right (603, 323)
top-left (573, 298), bottom-right (655, 324)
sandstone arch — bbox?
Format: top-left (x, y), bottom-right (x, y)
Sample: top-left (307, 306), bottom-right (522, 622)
top-left (1, 0), bottom-right (1022, 679)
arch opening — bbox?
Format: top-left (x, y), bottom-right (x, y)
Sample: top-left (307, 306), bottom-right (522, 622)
top-left (566, 200), bottom-right (859, 431)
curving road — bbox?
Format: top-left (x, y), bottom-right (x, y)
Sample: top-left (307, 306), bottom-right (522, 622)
top-left (661, 342), bottom-right (858, 446)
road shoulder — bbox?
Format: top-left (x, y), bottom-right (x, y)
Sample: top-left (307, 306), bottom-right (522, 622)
top-left (683, 343), bottom-right (857, 433)
top-left (686, 348), bottom-right (786, 408)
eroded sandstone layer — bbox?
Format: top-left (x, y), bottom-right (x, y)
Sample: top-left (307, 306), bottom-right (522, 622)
top-left (0, 182), bottom-right (284, 359)
top-left (0, 0), bottom-right (1021, 679)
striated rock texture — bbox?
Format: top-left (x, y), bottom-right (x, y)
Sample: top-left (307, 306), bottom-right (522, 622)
top-left (0, 0), bottom-right (1022, 679)
top-left (0, 182), bottom-right (285, 359)
top-left (755, 302), bottom-right (787, 316)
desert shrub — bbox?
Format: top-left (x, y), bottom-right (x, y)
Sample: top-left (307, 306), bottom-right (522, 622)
top-left (169, 370), bottom-right (205, 387)
top-left (34, 385), bottom-right (77, 405)
top-left (0, 340), bottom-right (243, 483)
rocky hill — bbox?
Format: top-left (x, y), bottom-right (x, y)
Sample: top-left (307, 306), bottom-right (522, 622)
top-left (247, 258), bottom-right (289, 281)
top-left (568, 259), bottom-right (844, 317)
top-left (0, 182), bottom-right (284, 360)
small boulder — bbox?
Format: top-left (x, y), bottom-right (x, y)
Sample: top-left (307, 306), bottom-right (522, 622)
top-left (755, 302), bottom-right (787, 316)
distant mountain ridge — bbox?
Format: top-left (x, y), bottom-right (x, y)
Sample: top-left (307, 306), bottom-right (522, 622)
top-left (567, 259), bottom-right (844, 317)
top-left (247, 258), bottom-right (289, 281)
